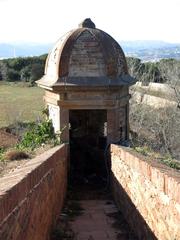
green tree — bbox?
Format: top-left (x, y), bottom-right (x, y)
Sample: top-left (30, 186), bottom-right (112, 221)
top-left (20, 65), bottom-right (31, 82)
top-left (7, 69), bottom-right (20, 82)
top-left (0, 61), bottom-right (8, 81)
top-left (30, 63), bottom-right (44, 83)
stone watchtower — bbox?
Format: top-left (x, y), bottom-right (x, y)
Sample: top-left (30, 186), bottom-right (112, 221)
top-left (37, 18), bottom-right (135, 146)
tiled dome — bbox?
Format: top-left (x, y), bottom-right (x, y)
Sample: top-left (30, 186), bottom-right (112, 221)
top-left (37, 18), bottom-right (135, 89)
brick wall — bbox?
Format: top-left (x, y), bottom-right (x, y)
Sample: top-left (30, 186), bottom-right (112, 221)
top-left (69, 30), bottom-right (106, 77)
top-left (111, 144), bottom-right (180, 240)
top-left (0, 144), bottom-right (68, 240)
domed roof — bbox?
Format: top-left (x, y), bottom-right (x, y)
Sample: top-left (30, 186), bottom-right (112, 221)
top-left (37, 19), bottom-right (135, 90)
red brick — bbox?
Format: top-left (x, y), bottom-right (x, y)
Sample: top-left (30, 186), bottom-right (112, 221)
top-left (0, 145), bottom-right (67, 240)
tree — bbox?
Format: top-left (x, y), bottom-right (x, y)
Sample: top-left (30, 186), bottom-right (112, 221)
top-left (0, 61), bottom-right (8, 81)
top-left (30, 63), bottom-right (44, 84)
top-left (127, 57), bottom-right (163, 84)
top-left (7, 57), bottom-right (26, 71)
top-left (0, 54), bottom-right (47, 83)
top-left (20, 65), bottom-right (31, 82)
top-left (130, 103), bottom-right (180, 159)
top-left (127, 57), bottom-right (144, 80)
top-left (158, 59), bottom-right (180, 107)
top-left (7, 69), bottom-right (20, 82)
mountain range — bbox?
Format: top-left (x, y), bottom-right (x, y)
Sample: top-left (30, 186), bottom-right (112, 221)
top-left (0, 43), bottom-right (52, 59)
top-left (0, 41), bottom-right (180, 61)
top-left (120, 40), bottom-right (180, 61)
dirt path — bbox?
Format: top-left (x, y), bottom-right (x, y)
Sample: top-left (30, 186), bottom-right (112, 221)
top-left (52, 188), bottom-right (137, 240)
top-left (0, 129), bottom-right (18, 148)
top-left (70, 199), bottom-right (131, 240)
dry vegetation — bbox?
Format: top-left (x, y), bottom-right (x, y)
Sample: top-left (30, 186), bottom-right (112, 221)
top-left (128, 58), bottom-right (180, 167)
top-left (0, 83), bottom-right (45, 176)
top-left (4, 150), bottom-right (29, 161)
top-left (0, 80), bottom-right (179, 176)
top-left (130, 85), bottom-right (180, 169)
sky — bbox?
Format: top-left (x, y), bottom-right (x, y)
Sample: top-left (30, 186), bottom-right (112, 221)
top-left (0, 0), bottom-right (180, 44)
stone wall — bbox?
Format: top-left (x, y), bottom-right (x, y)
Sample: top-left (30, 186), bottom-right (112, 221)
top-left (111, 144), bottom-right (180, 240)
top-left (0, 144), bottom-right (68, 240)
top-left (69, 30), bottom-right (106, 77)
top-left (44, 87), bottom-right (130, 144)
top-left (132, 91), bottom-right (177, 108)
top-left (135, 82), bottom-right (176, 97)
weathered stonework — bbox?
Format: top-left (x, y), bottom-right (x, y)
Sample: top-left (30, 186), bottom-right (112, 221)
top-left (69, 30), bottom-right (106, 77)
top-left (0, 145), bottom-right (68, 240)
top-left (44, 89), bottom-right (130, 144)
top-left (37, 18), bottom-right (135, 144)
top-left (111, 144), bottom-right (180, 240)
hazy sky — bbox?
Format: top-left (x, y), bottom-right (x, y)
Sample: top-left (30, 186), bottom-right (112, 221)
top-left (0, 0), bottom-right (180, 44)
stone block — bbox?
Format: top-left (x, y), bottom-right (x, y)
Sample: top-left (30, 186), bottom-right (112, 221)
top-left (111, 144), bottom-right (180, 240)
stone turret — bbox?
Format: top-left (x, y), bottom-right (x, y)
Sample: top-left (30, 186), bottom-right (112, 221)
top-left (37, 19), bottom-right (136, 143)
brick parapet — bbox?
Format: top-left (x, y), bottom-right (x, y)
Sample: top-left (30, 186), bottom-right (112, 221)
top-left (0, 144), bottom-right (68, 240)
top-left (111, 144), bottom-right (180, 240)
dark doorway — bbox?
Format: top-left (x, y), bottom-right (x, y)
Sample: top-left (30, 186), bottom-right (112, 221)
top-left (69, 110), bottom-right (108, 188)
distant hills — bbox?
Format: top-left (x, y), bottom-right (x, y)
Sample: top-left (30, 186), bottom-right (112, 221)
top-left (0, 40), bottom-right (180, 62)
top-left (0, 43), bottom-right (52, 59)
top-left (120, 40), bottom-right (179, 50)
top-left (120, 40), bottom-right (180, 61)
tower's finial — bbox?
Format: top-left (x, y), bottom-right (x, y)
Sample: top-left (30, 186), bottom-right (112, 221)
top-left (79, 18), bottom-right (96, 28)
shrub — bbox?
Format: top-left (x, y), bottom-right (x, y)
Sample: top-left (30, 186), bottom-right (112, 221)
top-left (134, 146), bottom-right (151, 156)
top-left (17, 118), bottom-right (58, 150)
top-left (160, 156), bottom-right (180, 170)
top-left (4, 150), bottom-right (29, 161)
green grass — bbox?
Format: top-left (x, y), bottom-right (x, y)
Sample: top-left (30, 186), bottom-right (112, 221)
top-left (134, 146), bottom-right (180, 170)
top-left (0, 83), bottom-right (44, 127)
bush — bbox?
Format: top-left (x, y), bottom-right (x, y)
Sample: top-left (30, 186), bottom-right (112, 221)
top-left (160, 156), bottom-right (180, 170)
top-left (5, 150), bottom-right (29, 161)
top-left (17, 119), bottom-right (58, 150)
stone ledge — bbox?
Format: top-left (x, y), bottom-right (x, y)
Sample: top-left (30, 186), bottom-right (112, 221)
top-left (110, 144), bottom-right (180, 203)
top-left (111, 144), bottom-right (180, 240)
top-left (0, 144), bottom-right (67, 232)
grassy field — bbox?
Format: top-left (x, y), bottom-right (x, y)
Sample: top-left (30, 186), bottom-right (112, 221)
top-left (0, 83), bottom-right (44, 127)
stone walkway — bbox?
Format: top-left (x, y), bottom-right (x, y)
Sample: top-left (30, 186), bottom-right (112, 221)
top-left (69, 200), bottom-right (132, 240)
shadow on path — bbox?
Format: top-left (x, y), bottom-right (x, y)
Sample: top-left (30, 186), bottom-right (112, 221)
top-left (51, 187), bottom-right (138, 240)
